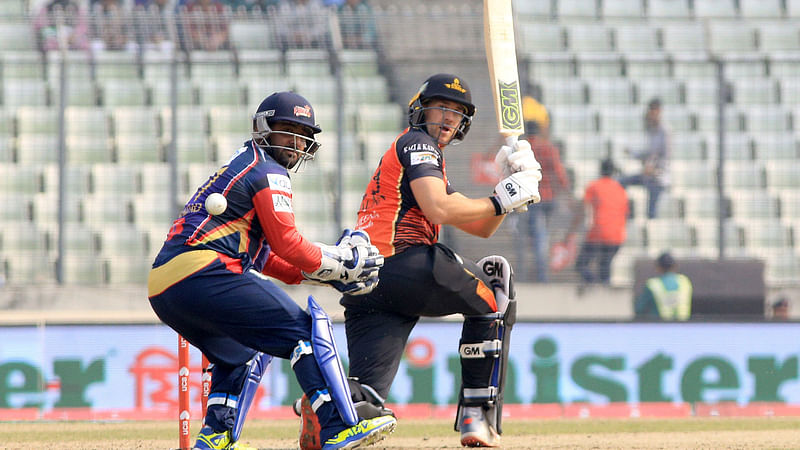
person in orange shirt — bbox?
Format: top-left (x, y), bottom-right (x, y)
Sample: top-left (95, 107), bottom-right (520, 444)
top-left (574, 159), bottom-right (629, 284)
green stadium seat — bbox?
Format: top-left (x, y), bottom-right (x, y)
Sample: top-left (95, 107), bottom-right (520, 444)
top-left (587, 78), bottom-right (634, 104)
top-left (230, 20), bottom-right (274, 51)
top-left (601, 0), bottom-right (645, 20)
top-left (740, 0), bottom-right (784, 18)
top-left (577, 54), bottom-right (624, 78)
top-left (562, 133), bottom-right (609, 162)
top-left (758, 23), bottom-right (800, 53)
top-left (100, 79), bottom-right (149, 107)
top-left (189, 50), bottom-right (237, 80)
top-left (66, 135), bottom-right (113, 163)
top-left (746, 107), bottom-right (791, 134)
top-left (671, 161), bottom-right (716, 190)
top-left (91, 163), bottom-right (142, 195)
top-left (728, 190), bottom-right (781, 219)
top-left (766, 160), bottom-right (800, 190)
top-left (238, 49), bottom-right (283, 80)
top-left (16, 106), bottom-right (57, 136)
top-left (93, 50), bottom-right (140, 81)
top-left (753, 135), bottom-right (798, 160)
top-left (670, 133), bottom-right (707, 161)
top-left (33, 193), bottom-right (83, 225)
top-left (340, 50), bottom-right (379, 76)
top-left (286, 49), bottom-right (330, 77)
top-left (549, 106), bottom-right (597, 133)
top-left (4, 79), bottom-right (49, 107)
top-left (115, 135), bottom-right (162, 163)
top-left (0, 19), bottom-right (37, 51)
top-left (518, 22), bottom-right (565, 53)
top-left (344, 76), bottom-right (389, 104)
top-left (557, 0), bottom-right (598, 20)
top-left (648, 0), bottom-right (691, 19)
top-left (731, 78), bottom-right (778, 104)
top-left (566, 24), bottom-right (613, 52)
top-left (694, 0), bottom-right (738, 19)
top-left (616, 24), bottom-right (660, 53)
top-left (1, 51), bottom-right (45, 80)
top-left (16, 135), bottom-right (58, 164)
top-left (83, 193), bottom-right (134, 224)
top-left (662, 24), bottom-right (707, 54)
top-left (645, 219), bottom-right (695, 251)
top-left (209, 106), bottom-right (251, 136)
top-left (723, 161), bottom-right (766, 190)
top-left (538, 78), bottom-right (587, 105)
top-left (112, 107), bottom-right (160, 137)
top-left (599, 106), bottom-right (643, 133)
top-left (196, 79), bottom-right (246, 106)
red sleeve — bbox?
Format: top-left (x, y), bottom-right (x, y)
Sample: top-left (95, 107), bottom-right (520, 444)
top-left (262, 251), bottom-right (305, 285)
top-left (549, 143), bottom-right (571, 191)
top-left (252, 188), bottom-right (321, 274)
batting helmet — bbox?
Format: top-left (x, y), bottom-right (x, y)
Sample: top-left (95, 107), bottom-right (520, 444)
top-left (252, 91), bottom-right (322, 170)
top-left (408, 73), bottom-right (475, 144)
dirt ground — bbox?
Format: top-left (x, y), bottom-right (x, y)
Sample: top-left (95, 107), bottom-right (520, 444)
top-left (4, 419), bottom-right (800, 449)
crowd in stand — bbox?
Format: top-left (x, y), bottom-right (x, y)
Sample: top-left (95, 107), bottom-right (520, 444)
top-left (32, 0), bottom-right (377, 53)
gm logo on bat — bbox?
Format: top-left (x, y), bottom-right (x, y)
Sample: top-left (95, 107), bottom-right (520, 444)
top-left (499, 81), bottom-right (522, 130)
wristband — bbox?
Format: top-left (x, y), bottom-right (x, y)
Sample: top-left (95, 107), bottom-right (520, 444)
top-left (489, 195), bottom-right (504, 216)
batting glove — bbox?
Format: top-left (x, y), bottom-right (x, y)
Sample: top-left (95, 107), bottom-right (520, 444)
top-left (495, 139), bottom-right (541, 179)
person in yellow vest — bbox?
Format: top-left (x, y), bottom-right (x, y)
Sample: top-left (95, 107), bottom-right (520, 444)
top-left (634, 252), bottom-right (693, 320)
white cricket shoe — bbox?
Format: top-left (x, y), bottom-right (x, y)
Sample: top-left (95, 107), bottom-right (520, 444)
top-left (459, 406), bottom-right (500, 448)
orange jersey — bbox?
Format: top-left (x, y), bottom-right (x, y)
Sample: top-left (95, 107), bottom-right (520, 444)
top-left (584, 176), bottom-right (629, 245)
top-left (356, 128), bottom-right (454, 257)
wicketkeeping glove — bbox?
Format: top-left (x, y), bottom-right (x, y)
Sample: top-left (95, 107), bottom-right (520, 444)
top-left (302, 229), bottom-right (383, 295)
top-left (494, 139), bottom-right (542, 179)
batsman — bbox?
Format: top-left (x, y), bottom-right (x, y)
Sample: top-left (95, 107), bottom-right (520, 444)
top-left (295, 74), bottom-right (542, 448)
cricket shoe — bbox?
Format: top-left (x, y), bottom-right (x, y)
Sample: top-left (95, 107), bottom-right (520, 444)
top-left (459, 406), bottom-right (500, 448)
top-left (298, 394), bottom-right (323, 450)
top-left (322, 415), bottom-right (397, 449)
top-left (193, 426), bottom-right (256, 450)
top-left (194, 426), bottom-right (231, 449)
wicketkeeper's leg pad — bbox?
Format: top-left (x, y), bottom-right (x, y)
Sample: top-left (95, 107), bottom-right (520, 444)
top-left (212, 352), bottom-right (273, 442)
top-left (307, 295), bottom-right (359, 427)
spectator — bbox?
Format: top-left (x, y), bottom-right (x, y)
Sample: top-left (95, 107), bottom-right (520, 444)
top-left (134, 0), bottom-right (176, 53)
top-left (90, 0), bottom-right (137, 52)
top-left (223, 0), bottom-right (280, 12)
top-left (33, 0), bottom-right (90, 51)
top-left (634, 252), bottom-right (693, 321)
top-left (338, 0), bottom-right (376, 49)
top-left (619, 98), bottom-right (670, 219)
top-left (274, 0), bottom-right (328, 51)
top-left (184, 0), bottom-right (231, 51)
top-left (771, 297), bottom-right (790, 320)
top-left (510, 96), bottom-right (571, 282)
top-left (574, 159), bottom-right (629, 284)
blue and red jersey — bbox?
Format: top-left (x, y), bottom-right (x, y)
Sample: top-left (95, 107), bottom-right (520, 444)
top-left (148, 140), bottom-right (321, 297)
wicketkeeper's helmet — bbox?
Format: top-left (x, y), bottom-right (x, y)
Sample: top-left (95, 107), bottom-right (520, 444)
top-left (252, 91), bottom-right (322, 170)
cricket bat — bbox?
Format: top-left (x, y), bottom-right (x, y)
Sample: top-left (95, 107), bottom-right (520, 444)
top-left (484, 0), bottom-right (528, 211)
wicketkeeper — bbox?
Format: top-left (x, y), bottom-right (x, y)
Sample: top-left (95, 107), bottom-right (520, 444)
top-left (148, 91), bottom-right (396, 450)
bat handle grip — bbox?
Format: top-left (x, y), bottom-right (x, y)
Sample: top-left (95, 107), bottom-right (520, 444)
top-left (504, 135), bottom-right (528, 212)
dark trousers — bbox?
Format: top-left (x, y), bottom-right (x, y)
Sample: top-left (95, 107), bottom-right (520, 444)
top-left (340, 244), bottom-right (498, 399)
top-left (149, 256), bottom-right (344, 435)
top-left (575, 241), bottom-right (620, 284)
top-left (619, 174), bottom-right (664, 219)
